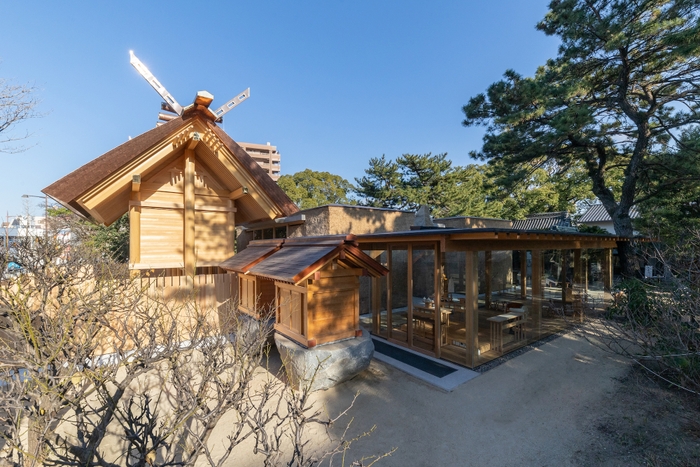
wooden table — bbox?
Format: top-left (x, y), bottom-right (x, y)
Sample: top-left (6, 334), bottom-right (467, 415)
top-left (413, 306), bottom-right (452, 344)
top-left (486, 312), bottom-right (525, 353)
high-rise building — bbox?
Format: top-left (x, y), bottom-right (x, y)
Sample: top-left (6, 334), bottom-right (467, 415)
top-left (238, 142), bottom-right (281, 181)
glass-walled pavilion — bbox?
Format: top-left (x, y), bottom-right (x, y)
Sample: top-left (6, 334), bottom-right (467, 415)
top-left (358, 228), bottom-right (619, 369)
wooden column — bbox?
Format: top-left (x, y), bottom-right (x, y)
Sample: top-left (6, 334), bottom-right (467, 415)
top-left (602, 248), bottom-right (613, 301)
top-left (406, 245), bottom-right (413, 347)
top-left (530, 249), bottom-right (543, 340)
top-left (371, 277), bottom-right (381, 334)
top-left (227, 199), bottom-right (236, 255)
top-left (465, 251), bottom-right (479, 367)
top-left (573, 249), bottom-right (582, 288)
top-left (561, 250), bottom-right (569, 305)
top-left (434, 243), bottom-right (442, 357)
top-left (485, 251), bottom-right (492, 310)
top-left (519, 250), bottom-right (527, 299)
top-left (531, 249), bottom-right (543, 315)
top-left (129, 175), bottom-right (141, 272)
top-left (387, 248), bottom-right (393, 340)
top-left (184, 147), bottom-right (196, 282)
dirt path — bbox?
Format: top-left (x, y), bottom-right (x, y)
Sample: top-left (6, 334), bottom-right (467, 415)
top-left (311, 331), bottom-right (698, 466)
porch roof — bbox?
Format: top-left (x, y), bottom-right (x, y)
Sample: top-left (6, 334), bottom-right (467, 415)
top-left (220, 235), bottom-right (389, 284)
top-left (355, 227), bottom-right (625, 250)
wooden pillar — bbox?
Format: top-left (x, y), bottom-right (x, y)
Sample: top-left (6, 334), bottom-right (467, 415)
top-left (465, 251), bottom-right (479, 367)
top-left (530, 249), bottom-right (543, 339)
top-left (573, 249), bottom-right (582, 288)
top-left (227, 199), bottom-right (236, 255)
top-left (387, 248), bottom-right (393, 340)
top-left (371, 277), bottom-right (381, 334)
top-left (129, 174), bottom-right (141, 272)
top-left (407, 245), bottom-right (413, 347)
top-left (602, 248), bottom-right (613, 301)
top-left (485, 251), bottom-right (492, 309)
top-left (531, 250), bottom-right (543, 313)
top-left (184, 146), bottom-right (196, 282)
top-left (434, 243), bottom-right (442, 357)
top-left (560, 250), bottom-right (569, 305)
top-left (519, 250), bottom-right (527, 299)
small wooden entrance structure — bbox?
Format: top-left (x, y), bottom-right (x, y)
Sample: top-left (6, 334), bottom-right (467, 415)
top-left (221, 235), bottom-right (388, 347)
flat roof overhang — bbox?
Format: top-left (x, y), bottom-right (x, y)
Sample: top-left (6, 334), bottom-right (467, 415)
top-left (355, 228), bottom-right (629, 251)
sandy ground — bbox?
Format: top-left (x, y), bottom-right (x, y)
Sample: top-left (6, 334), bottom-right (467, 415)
top-left (310, 331), bottom-right (633, 467)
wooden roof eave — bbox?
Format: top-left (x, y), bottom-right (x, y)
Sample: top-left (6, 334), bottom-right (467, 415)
top-left (61, 122), bottom-right (196, 225)
top-left (219, 243), bottom-right (283, 273)
top-left (44, 113), bottom-right (298, 226)
top-left (206, 121), bottom-right (298, 219)
top-left (291, 245), bottom-right (388, 285)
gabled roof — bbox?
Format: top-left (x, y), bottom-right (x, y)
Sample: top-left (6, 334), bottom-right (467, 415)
top-left (511, 211), bottom-right (572, 231)
top-left (578, 204), bottom-right (640, 223)
top-left (219, 239), bottom-right (283, 272)
top-left (43, 112), bottom-right (298, 226)
top-left (220, 235), bottom-right (389, 284)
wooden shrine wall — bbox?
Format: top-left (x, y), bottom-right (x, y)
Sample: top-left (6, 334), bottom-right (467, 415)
top-left (132, 153), bottom-right (235, 268)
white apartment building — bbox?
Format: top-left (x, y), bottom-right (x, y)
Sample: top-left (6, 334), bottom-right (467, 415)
top-left (238, 142), bottom-right (281, 181)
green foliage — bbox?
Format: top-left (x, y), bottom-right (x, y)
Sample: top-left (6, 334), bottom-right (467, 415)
top-left (354, 153), bottom-right (503, 218)
top-left (488, 161), bottom-right (598, 219)
top-left (49, 207), bottom-right (130, 263)
top-left (606, 279), bottom-right (654, 325)
top-left (462, 0), bottom-right (700, 273)
top-left (636, 128), bottom-right (700, 242)
top-left (577, 224), bottom-right (609, 235)
top-left (277, 169), bottom-right (356, 209)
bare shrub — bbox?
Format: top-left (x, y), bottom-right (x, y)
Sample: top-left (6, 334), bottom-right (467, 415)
top-left (579, 230), bottom-right (700, 395)
top-left (0, 225), bottom-right (392, 466)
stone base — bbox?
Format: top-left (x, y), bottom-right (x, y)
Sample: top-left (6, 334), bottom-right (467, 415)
top-left (230, 313), bottom-right (275, 350)
top-left (274, 330), bottom-right (374, 392)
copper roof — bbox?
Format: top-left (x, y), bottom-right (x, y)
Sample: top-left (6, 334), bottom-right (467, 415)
top-left (218, 239), bottom-right (283, 273)
top-left (43, 117), bottom-right (189, 208)
top-left (43, 112), bottom-right (298, 224)
top-left (220, 235), bottom-right (388, 284)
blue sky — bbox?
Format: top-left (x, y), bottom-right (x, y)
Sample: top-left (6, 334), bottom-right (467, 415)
top-left (0, 1), bottom-right (559, 219)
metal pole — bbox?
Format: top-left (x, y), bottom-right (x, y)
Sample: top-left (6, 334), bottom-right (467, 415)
top-left (44, 194), bottom-right (48, 240)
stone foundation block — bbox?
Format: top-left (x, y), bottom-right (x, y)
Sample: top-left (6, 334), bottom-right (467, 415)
top-left (274, 330), bottom-right (374, 391)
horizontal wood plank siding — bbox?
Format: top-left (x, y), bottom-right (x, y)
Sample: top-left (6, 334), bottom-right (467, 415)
top-left (141, 207), bottom-right (184, 263)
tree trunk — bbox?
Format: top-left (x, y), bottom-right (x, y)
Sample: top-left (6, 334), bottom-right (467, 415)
top-left (611, 210), bottom-right (637, 278)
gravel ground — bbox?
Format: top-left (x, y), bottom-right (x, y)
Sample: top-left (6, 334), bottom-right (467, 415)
top-left (307, 328), bottom-right (694, 467)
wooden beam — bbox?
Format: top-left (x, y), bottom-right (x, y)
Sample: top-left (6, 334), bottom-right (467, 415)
top-left (128, 200), bottom-right (237, 213)
top-left (131, 174), bottom-right (141, 192)
top-left (229, 186), bottom-right (249, 200)
top-left (188, 132), bottom-right (201, 149)
top-left (184, 150), bottom-right (196, 281)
